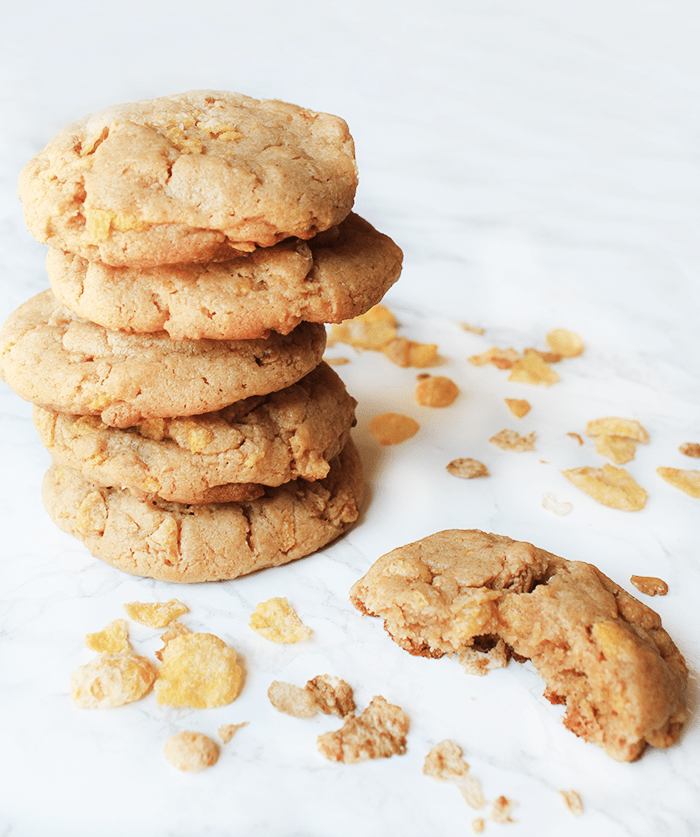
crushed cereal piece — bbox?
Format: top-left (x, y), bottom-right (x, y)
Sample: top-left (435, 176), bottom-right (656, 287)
top-left (415, 375), bottom-right (459, 407)
top-left (594, 434), bottom-right (637, 465)
top-left (546, 329), bottom-right (585, 358)
top-left (155, 620), bottom-right (191, 662)
top-left (472, 818), bottom-right (485, 834)
top-left (328, 304), bottom-right (397, 350)
top-left (504, 398), bottom-right (530, 418)
top-left (657, 467), bottom-right (700, 499)
top-left (567, 432), bottom-right (584, 445)
top-left (459, 322), bottom-right (485, 335)
top-left (563, 464), bottom-right (647, 510)
top-left (383, 337), bottom-right (439, 368)
top-left (468, 347), bottom-right (520, 369)
top-left (317, 695), bottom-right (409, 764)
top-left (524, 347), bottom-right (562, 364)
top-left (559, 789), bottom-right (583, 817)
top-left (85, 619), bottom-right (130, 653)
top-left (70, 652), bottom-right (155, 708)
top-left (324, 355), bottom-right (351, 366)
top-left (446, 458), bottom-right (489, 479)
top-left (542, 493), bottom-right (573, 516)
top-left (585, 417), bottom-right (649, 444)
top-left (369, 413), bottom-right (420, 446)
top-left (218, 722), bottom-right (248, 743)
top-left (164, 731), bottom-right (220, 772)
top-left (423, 739), bottom-right (470, 782)
top-left (155, 632), bottom-right (243, 708)
top-left (630, 576), bottom-right (669, 597)
top-left (123, 599), bottom-right (189, 628)
top-left (459, 775), bottom-right (487, 810)
top-left (489, 795), bottom-right (517, 824)
top-left (489, 429), bottom-right (536, 452)
top-left (508, 352), bottom-right (560, 386)
top-left (268, 680), bottom-right (319, 718)
top-left (680, 442), bottom-right (700, 458)
top-left (249, 597), bottom-right (312, 643)
top-left (306, 674), bottom-right (356, 717)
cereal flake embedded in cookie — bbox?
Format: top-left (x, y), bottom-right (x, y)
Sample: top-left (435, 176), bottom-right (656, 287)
top-left (316, 695), bottom-right (409, 763)
top-left (19, 90), bottom-right (358, 265)
top-left (1, 290), bottom-right (326, 427)
top-left (350, 529), bottom-right (688, 762)
top-left (46, 213), bottom-right (402, 340)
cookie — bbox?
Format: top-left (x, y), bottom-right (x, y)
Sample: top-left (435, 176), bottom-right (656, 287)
top-left (33, 362), bottom-right (357, 504)
top-left (41, 439), bottom-right (364, 583)
top-left (46, 213), bottom-right (403, 340)
top-left (18, 90), bottom-right (358, 266)
top-left (0, 290), bottom-right (326, 427)
top-left (350, 529), bottom-right (688, 762)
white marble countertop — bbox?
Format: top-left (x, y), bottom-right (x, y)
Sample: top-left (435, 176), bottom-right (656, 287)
top-left (1, 2), bottom-right (699, 835)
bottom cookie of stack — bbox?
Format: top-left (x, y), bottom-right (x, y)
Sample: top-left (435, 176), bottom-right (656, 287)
top-left (42, 439), bottom-right (363, 583)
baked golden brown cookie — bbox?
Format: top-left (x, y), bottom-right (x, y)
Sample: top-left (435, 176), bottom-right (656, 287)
top-left (42, 439), bottom-right (363, 582)
top-left (350, 529), bottom-right (688, 762)
top-left (33, 362), bottom-right (356, 503)
top-left (18, 90), bottom-right (358, 266)
top-left (0, 290), bottom-right (326, 427)
top-left (46, 213), bottom-right (403, 340)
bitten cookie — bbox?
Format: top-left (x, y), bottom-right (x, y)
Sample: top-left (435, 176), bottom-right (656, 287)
top-left (42, 440), bottom-right (364, 583)
top-left (350, 529), bottom-right (688, 762)
top-left (0, 290), bottom-right (326, 427)
top-left (18, 89), bottom-right (358, 266)
top-left (33, 362), bottom-right (357, 504)
top-left (46, 213), bottom-right (403, 340)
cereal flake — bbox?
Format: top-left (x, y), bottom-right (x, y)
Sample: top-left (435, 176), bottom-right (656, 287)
top-left (155, 620), bottom-right (191, 662)
top-left (415, 375), bottom-right (459, 407)
top-left (680, 442), bottom-right (700, 458)
top-left (249, 597), bottom-right (312, 643)
top-left (123, 598), bottom-right (189, 628)
top-left (164, 731), bottom-right (220, 772)
top-left (423, 740), bottom-right (469, 782)
top-left (508, 352), bottom-right (560, 386)
top-left (268, 680), bottom-right (319, 718)
top-left (70, 652), bottom-right (155, 708)
top-left (504, 398), bottom-right (530, 418)
top-left (369, 413), bottom-right (420, 446)
top-left (657, 467), bottom-right (700, 499)
top-left (468, 347), bottom-right (520, 369)
top-left (489, 429), bottom-right (536, 452)
top-left (317, 695), bottom-right (409, 764)
top-left (594, 434), bottom-right (637, 465)
top-left (585, 417), bottom-right (649, 444)
top-left (630, 575), bottom-right (668, 596)
top-left (328, 304), bottom-right (397, 351)
top-left (546, 329), bottom-right (584, 358)
top-left (306, 674), bottom-right (356, 717)
top-left (559, 789), bottom-right (584, 817)
top-left (446, 458), bottom-right (489, 479)
top-left (383, 337), bottom-right (439, 368)
top-left (563, 464), bottom-right (647, 510)
top-left (218, 722), bottom-right (248, 744)
top-left (85, 619), bottom-right (130, 653)
top-left (490, 795), bottom-right (517, 824)
top-left (542, 493), bottom-right (572, 516)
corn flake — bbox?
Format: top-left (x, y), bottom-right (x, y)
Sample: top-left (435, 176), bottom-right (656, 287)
top-left (317, 695), bottom-right (409, 764)
top-left (563, 464), bottom-right (647, 510)
top-left (70, 652), bottom-right (155, 708)
top-left (680, 442), bottom-right (700, 458)
top-left (490, 795), bottom-right (517, 824)
top-left (155, 632), bottom-right (243, 708)
top-left (542, 493), bottom-right (572, 516)
top-left (268, 680), bottom-right (319, 718)
top-left (490, 429), bottom-right (536, 452)
top-left (369, 413), bottom-right (420, 446)
top-left (123, 598), bottom-right (189, 628)
top-left (85, 619), bottom-right (130, 653)
top-left (218, 722), bottom-right (248, 744)
top-left (446, 458), bottom-right (489, 479)
top-left (306, 674), bottom-right (356, 718)
top-left (155, 620), bottom-right (191, 662)
top-left (585, 417), bottom-right (649, 444)
top-left (383, 337), bottom-right (439, 368)
top-left (468, 347), bottom-right (520, 369)
top-left (423, 740), bottom-right (470, 782)
top-left (630, 575), bottom-right (668, 596)
top-left (559, 789), bottom-right (584, 818)
top-left (508, 352), bottom-right (560, 386)
top-left (504, 398), bottom-right (530, 418)
top-left (249, 597), bottom-right (312, 643)
top-left (164, 731), bottom-right (220, 772)
top-left (415, 375), bottom-right (459, 407)
top-left (594, 434), bottom-right (637, 465)
top-left (328, 304), bottom-right (397, 350)
top-left (657, 467), bottom-right (700, 499)
top-left (546, 329), bottom-right (584, 358)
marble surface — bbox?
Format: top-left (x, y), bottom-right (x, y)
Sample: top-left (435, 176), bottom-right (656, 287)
top-left (1, 2), bottom-right (700, 835)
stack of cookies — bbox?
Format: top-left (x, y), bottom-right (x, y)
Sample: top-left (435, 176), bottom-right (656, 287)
top-left (1, 90), bottom-right (402, 582)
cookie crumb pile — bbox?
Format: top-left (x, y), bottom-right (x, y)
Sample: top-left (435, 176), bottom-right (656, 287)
top-left (1, 89), bottom-right (403, 582)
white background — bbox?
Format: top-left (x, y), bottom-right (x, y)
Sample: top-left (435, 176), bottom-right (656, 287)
top-left (1, 2), bottom-right (699, 835)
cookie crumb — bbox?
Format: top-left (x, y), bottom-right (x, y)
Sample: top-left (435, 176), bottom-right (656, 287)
top-left (415, 375), bottom-right (459, 407)
top-left (630, 575), bottom-right (668, 596)
top-left (490, 429), bottom-right (536, 452)
top-left (459, 775), bottom-right (486, 810)
top-left (459, 638), bottom-right (509, 675)
top-left (559, 789), bottom-right (583, 817)
top-left (249, 597), bottom-right (312, 643)
top-left (164, 731), bottom-right (219, 772)
top-left (680, 442), bottom-right (700, 458)
top-left (124, 598), bottom-right (189, 628)
top-left (369, 413), bottom-right (420, 446)
top-left (218, 722), bottom-right (248, 743)
top-left (446, 458), bottom-right (489, 479)
top-left (542, 493), bottom-right (572, 516)
top-left (317, 695), bottom-right (409, 763)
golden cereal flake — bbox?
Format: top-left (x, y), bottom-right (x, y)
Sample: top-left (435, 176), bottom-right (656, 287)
top-left (542, 492), bottom-right (572, 516)
top-left (317, 696), bottom-right (409, 764)
top-left (546, 328), bottom-right (584, 358)
top-left (415, 375), bottom-right (459, 407)
top-left (85, 619), bottom-right (130, 653)
top-left (218, 722), bottom-right (248, 744)
top-left (489, 429), bottom-right (536, 452)
top-left (567, 432), bottom-right (584, 446)
top-left (508, 352), bottom-right (560, 386)
top-left (446, 458), bottom-right (489, 479)
top-left (123, 598), bottom-right (189, 628)
top-left (155, 632), bottom-right (243, 708)
top-left (70, 652), bottom-right (155, 708)
top-left (459, 322), bottom-right (485, 335)
top-left (585, 417), bottom-right (649, 444)
top-left (594, 434), bottom-right (637, 465)
top-left (324, 355), bottom-right (351, 366)
top-left (657, 467), bottom-right (700, 499)
top-left (630, 575), bottom-right (668, 597)
top-left (155, 620), bottom-right (191, 662)
top-left (383, 337), bottom-right (439, 368)
top-left (306, 674), bottom-right (356, 718)
top-left (369, 413), bottom-right (420, 446)
top-left (472, 818), bottom-right (485, 834)
top-left (328, 304), bottom-right (398, 350)
top-left (164, 731), bottom-right (220, 772)
top-left (504, 398), bottom-right (530, 418)
top-left (680, 442), bottom-right (700, 458)
top-left (423, 739), bottom-right (470, 782)
top-left (76, 490), bottom-right (107, 535)
top-left (563, 464), bottom-right (647, 511)
top-left (268, 680), bottom-right (319, 718)
top-left (468, 347), bottom-right (520, 369)
top-left (490, 795), bottom-right (517, 824)
top-left (249, 597), bottom-right (312, 643)
top-left (559, 789), bottom-right (584, 817)
top-left (459, 775), bottom-right (487, 810)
